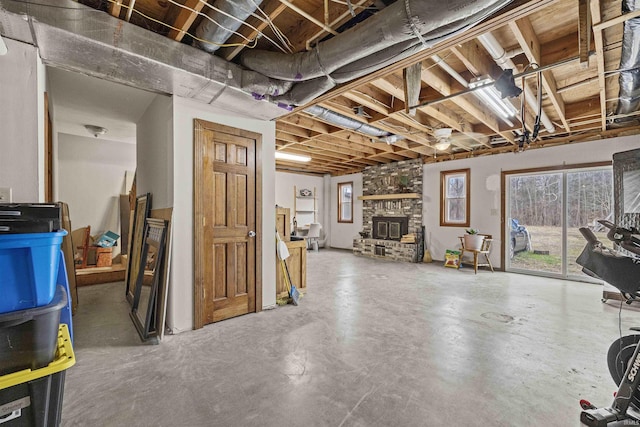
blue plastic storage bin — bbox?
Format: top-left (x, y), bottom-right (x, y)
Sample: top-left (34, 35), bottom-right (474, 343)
top-left (0, 231), bottom-right (67, 314)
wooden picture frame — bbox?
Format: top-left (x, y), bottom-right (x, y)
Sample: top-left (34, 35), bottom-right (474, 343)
top-left (130, 218), bottom-right (167, 342)
top-left (150, 207), bottom-right (173, 340)
top-left (126, 193), bottom-right (151, 304)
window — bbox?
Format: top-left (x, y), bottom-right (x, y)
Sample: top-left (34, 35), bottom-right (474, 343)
top-left (338, 182), bottom-right (353, 223)
top-left (440, 169), bottom-right (470, 227)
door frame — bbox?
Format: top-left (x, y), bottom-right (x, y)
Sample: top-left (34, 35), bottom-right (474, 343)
top-left (500, 161), bottom-right (610, 274)
top-left (193, 119), bottom-right (262, 330)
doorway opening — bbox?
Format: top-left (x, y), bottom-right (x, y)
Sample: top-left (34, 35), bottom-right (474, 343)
top-left (502, 163), bottom-right (613, 280)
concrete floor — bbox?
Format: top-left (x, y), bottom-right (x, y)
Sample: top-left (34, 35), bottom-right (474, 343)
top-left (61, 249), bottom-right (639, 426)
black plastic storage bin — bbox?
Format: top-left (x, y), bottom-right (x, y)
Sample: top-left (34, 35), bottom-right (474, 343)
top-left (0, 371), bottom-right (66, 427)
top-left (0, 286), bottom-right (67, 376)
top-left (0, 324), bottom-right (74, 427)
top-left (0, 203), bottom-right (61, 234)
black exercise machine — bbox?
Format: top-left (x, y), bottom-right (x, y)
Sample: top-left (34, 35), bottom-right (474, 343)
top-left (577, 220), bottom-right (640, 426)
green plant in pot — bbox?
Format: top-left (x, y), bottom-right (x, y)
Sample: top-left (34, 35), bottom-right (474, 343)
top-left (464, 228), bottom-right (483, 251)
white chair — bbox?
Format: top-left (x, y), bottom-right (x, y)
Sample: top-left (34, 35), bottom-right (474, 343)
top-left (306, 223), bottom-right (322, 251)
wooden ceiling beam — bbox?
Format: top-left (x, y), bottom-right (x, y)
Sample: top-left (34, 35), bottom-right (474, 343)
top-left (330, 90), bottom-right (436, 139)
top-left (314, 135), bottom-right (381, 155)
top-left (421, 60), bottom-right (500, 132)
top-left (109, 0), bottom-right (122, 18)
top-left (540, 32), bottom-right (580, 66)
top-left (578, 0), bottom-right (591, 65)
top-left (369, 77), bottom-right (476, 144)
top-left (299, 140), bottom-right (374, 159)
top-left (509, 17), bottom-right (571, 133)
top-left (370, 75), bottom-right (482, 150)
top-left (275, 130), bottom-right (307, 143)
top-left (167, 0), bottom-right (206, 42)
top-left (430, 52), bottom-right (517, 145)
top-left (424, 126), bottom-right (640, 164)
top-left (278, 112), bottom-right (419, 166)
top-left (449, 41), bottom-right (497, 78)
top-left (281, 114), bottom-right (334, 134)
top-left (564, 96), bottom-right (601, 119)
top-left (277, 122), bottom-right (313, 138)
top-left (304, 0), bottom-right (372, 49)
top-left (592, 8), bottom-right (640, 31)
top-left (278, 0), bottom-right (338, 37)
top-left (341, 91), bottom-right (390, 116)
top-left (314, 100), bottom-right (432, 154)
top-left (276, 159), bottom-right (343, 173)
top-left (290, 0), bottom-right (559, 113)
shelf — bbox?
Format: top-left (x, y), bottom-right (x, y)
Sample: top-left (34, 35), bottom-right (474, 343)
top-left (294, 185), bottom-right (317, 225)
top-left (357, 193), bottom-right (419, 201)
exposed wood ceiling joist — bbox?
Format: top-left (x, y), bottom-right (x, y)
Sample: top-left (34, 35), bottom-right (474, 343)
top-left (77, 0), bottom-right (639, 175)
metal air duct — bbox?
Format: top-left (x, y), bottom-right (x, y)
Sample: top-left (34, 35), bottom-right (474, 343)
top-left (477, 32), bottom-right (555, 134)
top-left (613, 0), bottom-right (640, 126)
top-left (305, 105), bottom-right (393, 139)
top-left (239, 0), bottom-right (513, 106)
top-left (195, 0), bottom-right (263, 53)
top-left (0, 0), bottom-right (288, 120)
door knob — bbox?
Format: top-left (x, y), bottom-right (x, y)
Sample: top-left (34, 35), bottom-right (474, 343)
top-left (248, 231), bottom-right (256, 237)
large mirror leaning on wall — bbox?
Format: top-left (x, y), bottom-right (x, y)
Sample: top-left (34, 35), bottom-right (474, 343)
top-left (126, 193), bottom-right (152, 304)
top-left (130, 218), bottom-right (167, 343)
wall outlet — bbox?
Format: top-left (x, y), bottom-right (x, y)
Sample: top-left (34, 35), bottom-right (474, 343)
top-left (0, 187), bottom-right (12, 203)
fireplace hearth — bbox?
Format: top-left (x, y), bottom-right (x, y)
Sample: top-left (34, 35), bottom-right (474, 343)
top-left (372, 216), bottom-right (408, 241)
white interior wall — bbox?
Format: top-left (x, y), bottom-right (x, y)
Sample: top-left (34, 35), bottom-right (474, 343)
top-left (57, 133), bottom-right (136, 254)
top-left (169, 96), bottom-right (276, 334)
top-left (275, 172), bottom-right (324, 234)
top-left (322, 175), bottom-right (332, 247)
top-left (423, 135), bottom-right (640, 268)
top-left (136, 95), bottom-right (173, 209)
top-left (329, 173), bottom-right (363, 249)
top-left (0, 39), bottom-right (41, 202)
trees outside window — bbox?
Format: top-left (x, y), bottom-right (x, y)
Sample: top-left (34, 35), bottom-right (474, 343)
top-left (440, 169), bottom-right (470, 227)
top-left (338, 182), bottom-right (353, 223)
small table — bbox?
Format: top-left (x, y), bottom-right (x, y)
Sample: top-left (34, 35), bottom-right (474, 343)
top-left (458, 235), bottom-right (494, 274)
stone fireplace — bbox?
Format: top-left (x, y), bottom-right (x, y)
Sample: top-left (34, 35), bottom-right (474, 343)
top-left (353, 159), bottom-right (423, 262)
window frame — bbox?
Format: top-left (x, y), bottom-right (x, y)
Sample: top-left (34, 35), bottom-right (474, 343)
top-left (440, 169), bottom-right (470, 227)
top-left (337, 181), bottom-right (354, 224)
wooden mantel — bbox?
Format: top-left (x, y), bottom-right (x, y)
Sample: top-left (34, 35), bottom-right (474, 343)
top-left (357, 193), bottom-right (420, 201)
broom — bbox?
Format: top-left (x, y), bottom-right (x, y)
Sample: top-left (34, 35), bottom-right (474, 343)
top-left (282, 257), bottom-right (300, 305)
top-left (276, 232), bottom-right (300, 305)
top-left (423, 226), bottom-right (432, 263)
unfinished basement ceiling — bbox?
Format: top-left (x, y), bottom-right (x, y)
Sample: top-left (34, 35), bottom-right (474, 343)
top-left (66, 0), bottom-right (640, 174)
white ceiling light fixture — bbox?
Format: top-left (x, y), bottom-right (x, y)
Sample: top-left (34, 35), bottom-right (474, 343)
top-left (433, 128), bottom-right (452, 151)
top-left (434, 141), bottom-right (451, 151)
top-left (275, 151), bottom-right (311, 162)
top-left (84, 124), bottom-right (108, 137)
top-left (469, 76), bottom-right (518, 121)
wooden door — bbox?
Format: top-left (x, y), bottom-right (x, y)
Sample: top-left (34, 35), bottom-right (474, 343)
top-left (194, 120), bottom-right (262, 328)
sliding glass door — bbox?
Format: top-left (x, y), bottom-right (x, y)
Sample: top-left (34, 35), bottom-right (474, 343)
top-left (505, 165), bottom-right (612, 280)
